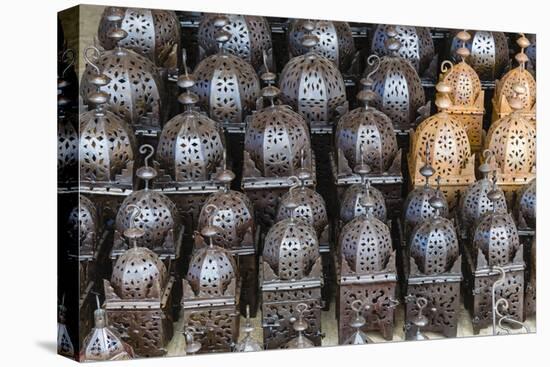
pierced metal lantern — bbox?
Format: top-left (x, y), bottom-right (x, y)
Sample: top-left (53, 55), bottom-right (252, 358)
top-left (81, 15), bottom-right (165, 132)
top-left (68, 195), bottom-right (99, 260)
top-left (408, 90), bottom-right (476, 208)
top-left (104, 227), bottom-right (174, 357)
top-left (80, 298), bottom-right (134, 361)
top-left (58, 78), bottom-right (78, 187)
top-left (438, 30), bottom-right (485, 151)
top-left (279, 20), bottom-right (348, 128)
top-left (57, 300), bottom-right (75, 358)
top-left (450, 30), bottom-right (508, 81)
top-left (341, 300), bottom-right (374, 345)
top-left (198, 13), bottom-right (273, 73)
top-left (234, 305), bottom-right (263, 352)
top-left (459, 151), bottom-right (507, 236)
top-left (98, 7), bottom-right (181, 69)
top-left (371, 24), bottom-right (435, 75)
top-left (182, 226), bottom-right (240, 354)
top-left (192, 15), bottom-right (260, 125)
top-left (282, 304), bottom-right (316, 349)
top-left (463, 189), bottom-right (525, 333)
top-left (288, 19), bottom-right (355, 71)
top-left (260, 200), bottom-right (323, 349)
top-left (404, 197), bottom-right (462, 339)
top-left (525, 237), bottom-right (536, 319)
top-left (336, 195), bottom-right (398, 342)
top-left (516, 178), bottom-right (536, 229)
top-left (113, 145), bottom-right (182, 261)
top-left (366, 26), bottom-right (427, 130)
top-left (493, 34), bottom-right (536, 123)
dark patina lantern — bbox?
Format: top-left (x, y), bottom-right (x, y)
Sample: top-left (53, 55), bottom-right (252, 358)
top-left (341, 300), bottom-right (374, 345)
top-left (525, 237), bottom-right (536, 319)
top-left (234, 305), bottom-right (263, 352)
top-left (516, 178), bottom-right (536, 230)
top-left (103, 225), bottom-right (175, 357)
top-left (404, 196), bottom-right (462, 339)
top-left (58, 77), bottom-right (78, 189)
top-left (463, 189), bottom-right (525, 333)
top-left (113, 144), bottom-right (183, 262)
top-left (57, 297), bottom-right (75, 358)
top-left (182, 225), bottom-right (240, 353)
top-left (260, 199), bottom-right (323, 349)
top-left (81, 10), bottom-right (166, 134)
top-left (198, 13), bottom-right (273, 73)
top-left (279, 20), bottom-right (348, 129)
top-left (288, 19), bottom-right (355, 72)
top-left (283, 303), bottom-right (316, 349)
top-left (371, 24), bottom-right (435, 76)
top-left (192, 15), bottom-right (260, 125)
top-left (336, 192), bottom-right (398, 342)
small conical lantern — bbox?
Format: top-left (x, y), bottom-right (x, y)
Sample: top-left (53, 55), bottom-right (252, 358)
top-left (57, 296), bottom-right (75, 358)
top-left (183, 327), bottom-right (202, 355)
top-left (283, 303), bottom-right (315, 349)
top-left (234, 305), bottom-right (263, 352)
top-left (342, 301), bottom-right (373, 345)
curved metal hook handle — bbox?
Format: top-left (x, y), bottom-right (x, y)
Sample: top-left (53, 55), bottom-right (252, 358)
top-left (84, 46), bottom-right (101, 75)
top-left (287, 175), bottom-right (301, 194)
top-left (440, 60), bottom-right (454, 74)
top-left (296, 302), bottom-right (308, 315)
top-left (139, 144), bottom-right (155, 168)
top-left (181, 48), bottom-right (189, 76)
top-left (351, 299), bottom-right (364, 313)
top-left (204, 203), bottom-right (219, 217)
top-left (125, 204), bottom-right (142, 224)
top-left (482, 149), bottom-right (494, 164)
top-left (262, 49), bottom-right (270, 74)
top-left (61, 49), bottom-right (75, 78)
top-left (365, 54), bottom-right (381, 81)
top-left (416, 296), bottom-right (428, 312)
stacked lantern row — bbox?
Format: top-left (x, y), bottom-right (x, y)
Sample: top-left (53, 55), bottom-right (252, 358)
top-left (57, 7), bottom-right (537, 361)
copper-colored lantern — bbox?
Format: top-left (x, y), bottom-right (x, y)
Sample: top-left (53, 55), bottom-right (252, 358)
top-left (492, 34), bottom-right (536, 123)
top-left (438, 30), bottom-right (485, 151)
top-left (288, 19), bottom-right (355, 72)
top-left (404, 196), bottom-right (462, 339)
top-left (182, 225), bottom-right (240, 353)
top-left (336, 192), bottom-right (398, 342)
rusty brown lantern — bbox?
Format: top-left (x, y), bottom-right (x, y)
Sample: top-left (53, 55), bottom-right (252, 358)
top-left (336, 191), bottom-right (398, 342)
top-left (485, 86), bottom-right (536, 200)
top-left (198, 13), bottom-right (273, 73)
top-left (279, 20), bottom-right (348, 129)
top-left (288, 19), bottom-right (355, 72)
top-left (260, 199), bottom-right (323, 349)
top-left (438, 30), bottom-right (485, 151)
top-left (404, 196), bottom-right (462, 339)
top-left (516, 178), bottom-right (536, 230)
top-left (81, 10), bottom-right (166, 133)
top-left (192, 15), bottom-right (260, 125)
top-left (113, 145), bottom-right (183, 262)
top-left (80, 296), bottom-right (134, 361)
top-left (98, 7), bottom-right (181, 69)
top-left (182, 225), bottom-right (240, 354)
top-left (463, 188), bottom-right (525, 334)
top-left (492, 34), bottom-right (536, 123)
top-left (371, 24), bottom-right (435, 75)
top-left (408, 85), bottom-right (476, 208)
top-left (365, 26), bottom-right (428, 131)
top-left (450, 30), bottom-right (508, 81)
top-left (103, 222), bottom-right (175, 357)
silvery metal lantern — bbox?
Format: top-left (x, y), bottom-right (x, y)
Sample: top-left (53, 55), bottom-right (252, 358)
top-left (113, 145), bottom-right (182, 261)
top-left (371, 24), bottom-right (435, 75)
top-left (366, 26), bottom-right (427, 130)
top-left (182, 225), bottom-right (240, 354)
top-left (58, 77), bottom-right (78, 187)
top-left (68, 195), bottom-right (99, 260)
top-left (288, 19), bottom-right (355, 72)
top-left (233, 305), bottom-right (263, 352)
top-left (279, 20), bottom-right (348, 128)
top-left (516, 178), bottom-right (536, 229)
top-left (336, 193), bottom-right (398, 342)
top-left (98, 7), bottom-right (181, 69)
top-left (192, 15), bottom-right (260, 125)
top-left (57, 298), bottom-right (75, 358)
top-left (198, 13), bottom-right (273, 73)
top-left (341, 300), bottom-right (374, 345)
top-left (450, 30), bottom-right (509, 81)
top-left (81, 12), bottom-right (166, 132)
top-left (405, 196), bottom-right (462, 339)
top-left (283, 303), bottom-right (315, 349)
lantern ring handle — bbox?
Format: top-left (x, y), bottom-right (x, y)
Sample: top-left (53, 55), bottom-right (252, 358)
top-left (139, 144), bottom-right (155, 168)
top-left (351, 299), bottom-right (364, 312)
top-left (296, 303), bottom-right (308, 315)
top-left (441, 60), bottom-right (454, 74)
top-left (84, 46), bottom-right (101, 75)
top-left (365, 54), bottom-right (381, 81)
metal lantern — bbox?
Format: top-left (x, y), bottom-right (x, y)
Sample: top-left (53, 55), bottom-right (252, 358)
top-left (408, 88), bottom-right (476, 208)
top-left (198, 13), bottom-right (273, 73)
top-left (336, 193), bottom-right (398, 342)
top-left (371, 24), bottom-right (435, 75)
top-left (283, 303), bottom-right (316, 349)
top-left (81, 13), bottom-right (166, 132)
top-left (104, 226), bottom-right (174, 357)
top-left (113, 145), bottom-right (182, 261)
top-left (98, 7), bottom-right (181, 69)
top-left (279, 20), bottom-right (348, 128)
top-left (438, 30), bottom-right (485, 151)
top-left (234, 305), bottom-right (263, 352)
top-left (80, 297), bottom-right (134, 361)
top-left (459, 150), bottom-right (507, 237)
top-left (525, 35), bottom-right (536, 70)
top-left (260, 200), bottom-right (323, 349)
top-left (404, 196), bottom-right (462, 339)
top-left (153, 62), bottom-right (226, 230)
top-left (192, 15), bottom-right (260, 125)
top-left (493, 34), bottom-right (536, 123)
top-left (68, 195), bottom-right (99, 260)
top-left (525, 237), bottom-right (536, 319)
top-left (57, 298), bottom-right (75, 358)
top-left (341, 300), bottom-right (373, 345)
top-left (243, 74), bottom-right (315, 228)
top-left (58, 78), bottom-right (78, 188)
top-left (182, 225), bottom-right (240, 354)
top-left (366, 26), bottom-right (427, 131)
top-left (463, 189), bottom-right (525, 333)
top-left (450, 30), bottom-right (509, 81)
top-left (516, 178), bottom-right (536, 229)
top-left (288, 19), bottom-right (355, 72)
top-left (485, 88), bottom-right (536, 200)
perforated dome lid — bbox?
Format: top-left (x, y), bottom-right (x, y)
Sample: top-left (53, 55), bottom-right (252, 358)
top-left (517, 178), bottom-right (536, 228)
top-left (68, 195), bottom-right (98, 253)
